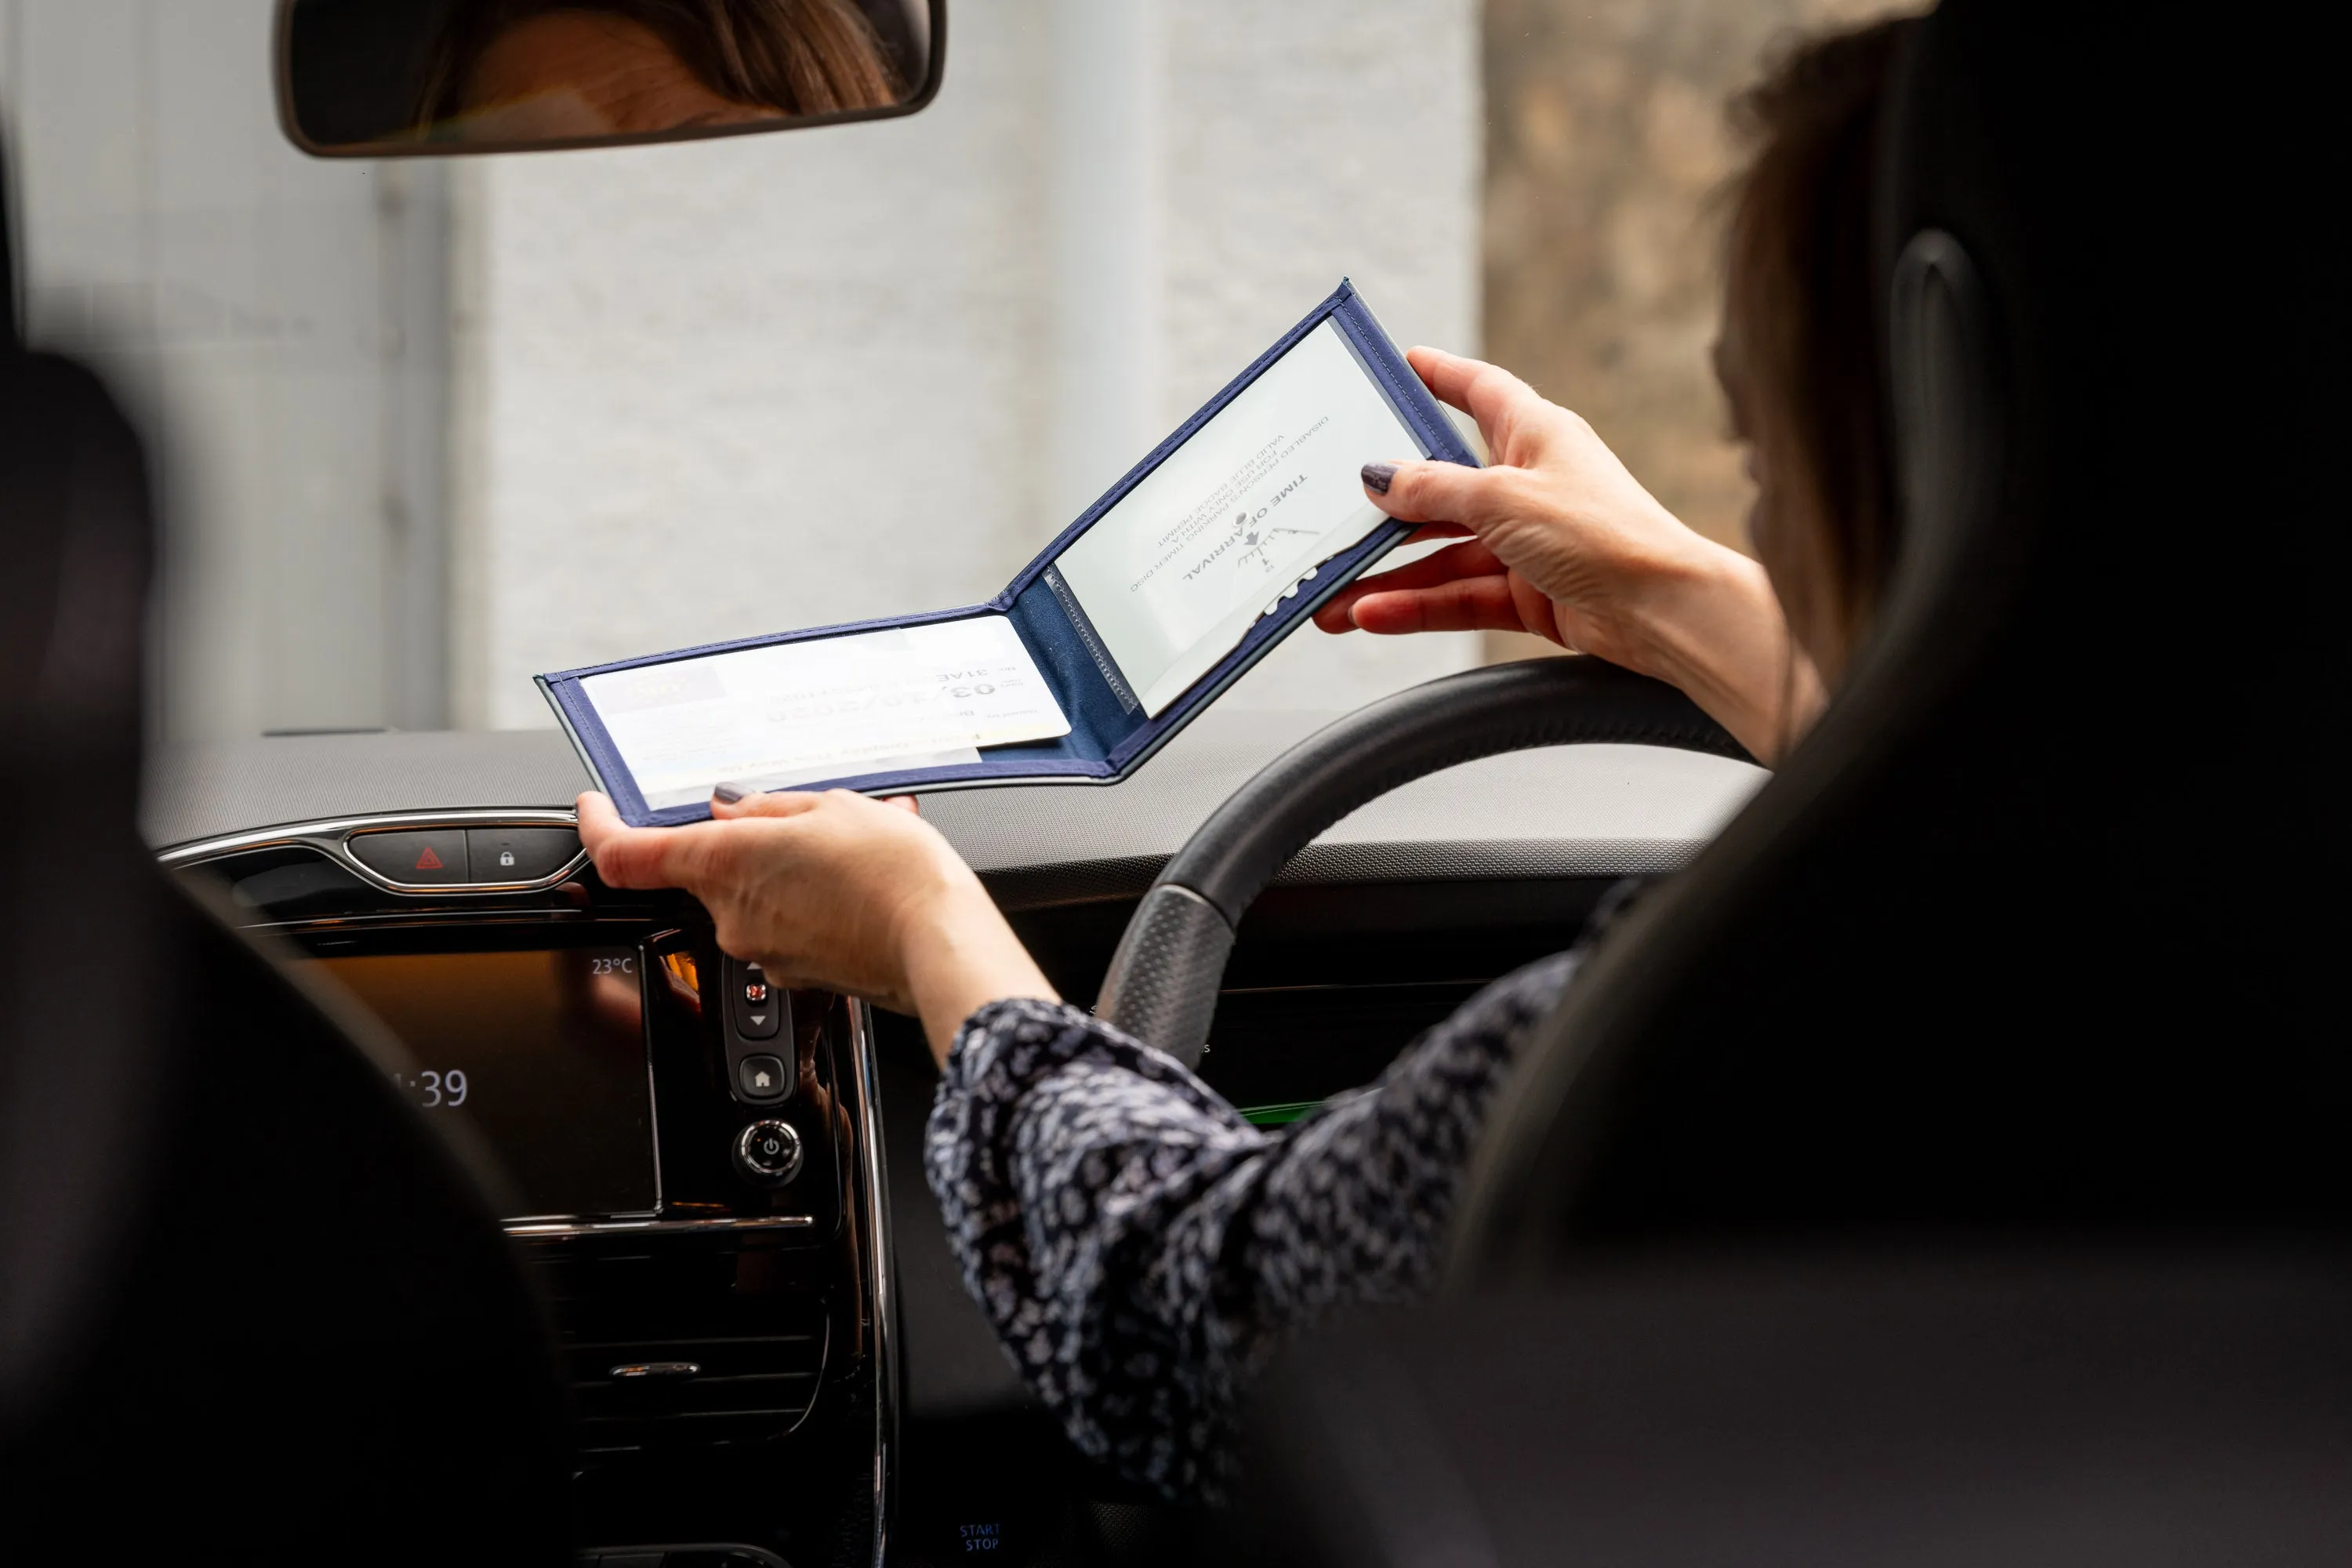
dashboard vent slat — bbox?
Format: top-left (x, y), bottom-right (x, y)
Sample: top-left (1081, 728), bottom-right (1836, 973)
top-left (529, 1247), bottom-right (830, 1452)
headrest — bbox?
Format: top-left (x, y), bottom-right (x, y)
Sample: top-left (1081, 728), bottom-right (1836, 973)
top-left (1451, 0), bottom-right (2347, 1272)
top-left (0, 112), bottom-right (151, 750)
top-left (1, 101), bottom-right (164, 1414)
top-left (1864, 0), bottom-right (2336, 809)
top-left (0, 357), bottom-right (153, 772)
top-left (0, 350), bottom-right (162, 1426)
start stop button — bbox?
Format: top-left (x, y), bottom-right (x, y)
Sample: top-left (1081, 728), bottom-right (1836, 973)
top-left (734, 1120), bottom-right (803, 1187)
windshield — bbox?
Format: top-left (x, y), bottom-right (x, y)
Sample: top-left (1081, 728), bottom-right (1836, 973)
top-left (2, 0), bottom-right (1891, 742)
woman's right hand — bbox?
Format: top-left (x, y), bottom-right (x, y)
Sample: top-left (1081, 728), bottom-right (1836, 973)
top-left (577, 786), bottom-right (1055, 1067)
top-left (1314, 346), bottom-right (1820, 760)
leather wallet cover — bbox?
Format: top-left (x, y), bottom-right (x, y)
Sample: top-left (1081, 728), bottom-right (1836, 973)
top-left (540, 281), bottom-right (1479, 826)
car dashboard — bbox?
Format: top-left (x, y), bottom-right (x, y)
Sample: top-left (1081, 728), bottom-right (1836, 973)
top-left (148, 702), bottom-right (1762, 1566)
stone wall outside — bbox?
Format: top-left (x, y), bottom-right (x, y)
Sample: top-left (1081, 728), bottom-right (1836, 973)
top-left (1480, 0), bottom-right (1915, 660)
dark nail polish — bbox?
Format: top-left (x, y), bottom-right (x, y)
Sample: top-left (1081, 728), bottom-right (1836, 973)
top-left (713, 781), bottom-right (749, 804)
top-left (1361, 462), bottom-right (1397, 495)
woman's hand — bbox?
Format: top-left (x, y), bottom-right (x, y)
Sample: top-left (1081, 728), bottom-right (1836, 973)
top-left (577, 786), bottom-right (1056, 1065)
top-left (1316, 346), bottom-right (1822, 760)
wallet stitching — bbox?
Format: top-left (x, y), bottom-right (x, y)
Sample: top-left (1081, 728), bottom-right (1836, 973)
top-left (1042, 568), bottom-right (1142, 714)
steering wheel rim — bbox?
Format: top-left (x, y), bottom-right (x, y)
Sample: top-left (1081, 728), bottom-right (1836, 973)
top-left (1095, 656), bottom-right (1754, 1066)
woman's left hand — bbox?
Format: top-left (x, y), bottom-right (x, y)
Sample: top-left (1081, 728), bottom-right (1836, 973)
top-left (1315, 345), bottom-right (1820, 761)
top-left (577, 787), bottom-right (1056, 1063)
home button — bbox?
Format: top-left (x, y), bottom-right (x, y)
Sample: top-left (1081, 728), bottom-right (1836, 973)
top-left (735, 1054), bottom-right (788, 1103)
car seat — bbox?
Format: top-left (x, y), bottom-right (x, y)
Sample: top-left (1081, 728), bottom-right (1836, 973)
top-left (1225, 0), bottom-right (2350, 1559)
top-left (0, 142), bottom-right (572, 1562)
top-left (1457, 0), bottom-right (2345, 1255)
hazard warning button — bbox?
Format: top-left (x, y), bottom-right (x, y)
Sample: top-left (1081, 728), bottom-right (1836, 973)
top-left (348, 829), bottom-right (470, 886)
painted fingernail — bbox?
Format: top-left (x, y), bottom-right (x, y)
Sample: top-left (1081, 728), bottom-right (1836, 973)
top-left (1361, 462), bottom-right (1397, 495)
top-left (713, 781), bottom-right (750, 804)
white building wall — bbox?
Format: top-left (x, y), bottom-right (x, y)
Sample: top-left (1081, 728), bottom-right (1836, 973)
top-left (1158, 0), bottom-right (1485, 708)
top-left (456, 0), bottom-right (1482, 731)
top-left (4, 0), bottom-right (450, 741)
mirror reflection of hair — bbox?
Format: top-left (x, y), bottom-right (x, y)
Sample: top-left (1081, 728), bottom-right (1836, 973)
top-left (412, 0), bottom-right (905, 142)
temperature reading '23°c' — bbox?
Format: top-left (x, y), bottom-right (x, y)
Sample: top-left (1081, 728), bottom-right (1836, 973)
top-left (390, 1069), bottom-right (468, 1108)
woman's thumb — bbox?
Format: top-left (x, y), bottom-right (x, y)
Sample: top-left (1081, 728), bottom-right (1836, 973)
top-left (710, 784), bottom-right (824, 819)
top-left (1361, 457), bottom-right (1502, 529)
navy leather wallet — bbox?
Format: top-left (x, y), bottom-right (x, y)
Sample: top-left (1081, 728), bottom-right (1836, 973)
top-left (539, 281), bottom-right (1479, 827)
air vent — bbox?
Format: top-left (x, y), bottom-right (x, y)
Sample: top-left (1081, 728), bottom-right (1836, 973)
top-left (565, 1326), bottom-right (827, 1451)
top-left (528, 1243), bottom-right (830, 1454)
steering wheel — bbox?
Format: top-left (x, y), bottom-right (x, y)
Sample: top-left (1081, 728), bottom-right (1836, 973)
top-left (1094, 656), bottom-right (1754, 1067)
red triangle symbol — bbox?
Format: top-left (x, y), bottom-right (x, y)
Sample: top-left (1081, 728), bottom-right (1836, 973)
top-left (414, 846), bottom-right (445, 870)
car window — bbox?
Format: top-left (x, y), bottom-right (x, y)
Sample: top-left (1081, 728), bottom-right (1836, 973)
top-left (3, 0), bottom-right (1902, 742)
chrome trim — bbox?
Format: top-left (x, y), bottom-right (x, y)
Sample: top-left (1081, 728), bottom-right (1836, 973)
top-left (503, 1214), bottom-right (814, 1240)
top-left (847, 1000), bottom-right (896, 1568)
top-left (639, 942), bottom-right (668, 1216)
top-left (158, 808), bottom-right (590, 896)
top-left (238, 912), bottom-right (608, 938)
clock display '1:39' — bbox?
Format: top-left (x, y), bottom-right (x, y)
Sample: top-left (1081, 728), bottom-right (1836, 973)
top-left (390, 1069), bottom-right (468, 1108)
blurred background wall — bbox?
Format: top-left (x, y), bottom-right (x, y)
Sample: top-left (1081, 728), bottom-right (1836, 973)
top-left (450, 0), bottom-right (1483, 729)
top-left (2, 0), bottom-right (450, 740)
top-left (2, 0), bottom-right (1900, 740)
top-left (1481, 0), bottom-right (1911, 659)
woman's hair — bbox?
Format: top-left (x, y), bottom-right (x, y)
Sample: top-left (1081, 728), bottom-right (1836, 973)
top-left (414, 0), bottom-right (903, 130)
top-left (1720, 18), bottom-right (1910, 659)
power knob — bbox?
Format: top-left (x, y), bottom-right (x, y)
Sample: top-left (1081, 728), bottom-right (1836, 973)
top-left (734, 1120), bottom-right (804, 1186)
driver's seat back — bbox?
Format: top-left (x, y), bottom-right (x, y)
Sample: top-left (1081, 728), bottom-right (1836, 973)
top-left (1455, 0), bottom-right (2347, 1263)
top-left (1221, 9), bottom-right (2350, 1559)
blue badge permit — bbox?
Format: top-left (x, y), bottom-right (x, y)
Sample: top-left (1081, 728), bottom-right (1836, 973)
top-left (538, 281), bottom-right (1479, 826)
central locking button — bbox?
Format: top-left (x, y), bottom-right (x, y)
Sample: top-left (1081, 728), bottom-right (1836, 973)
top-left (466, 827), bottom-right (580, 881)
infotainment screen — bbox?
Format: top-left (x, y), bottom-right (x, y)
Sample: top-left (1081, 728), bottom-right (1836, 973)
top-left (312, 946), bottom-right (658, 1221)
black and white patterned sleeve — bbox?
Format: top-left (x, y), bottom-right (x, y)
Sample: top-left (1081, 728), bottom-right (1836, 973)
top-left (920, 952), bottom-right (1578, 1501)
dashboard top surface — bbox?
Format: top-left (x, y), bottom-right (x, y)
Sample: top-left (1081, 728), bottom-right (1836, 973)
top-left (145, 700), bottom-right (1766, 897)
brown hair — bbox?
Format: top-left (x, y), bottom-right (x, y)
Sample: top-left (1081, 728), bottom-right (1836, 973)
top-left (415, 0), bottom-right (903, 129)
top-left (1719, 19), bottom-right (1908, 666)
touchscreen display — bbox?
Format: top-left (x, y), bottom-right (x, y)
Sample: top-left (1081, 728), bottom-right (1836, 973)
top-left (1053, 319), bottom-right (1426, 714)
top-left (312, 946), bottom-right (658, 1221)
top-left (583, 614), bottom-right (1073, 810)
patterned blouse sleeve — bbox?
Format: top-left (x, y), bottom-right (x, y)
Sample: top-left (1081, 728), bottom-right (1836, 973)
top-left (920, 951), bottom-right (1578, 1501)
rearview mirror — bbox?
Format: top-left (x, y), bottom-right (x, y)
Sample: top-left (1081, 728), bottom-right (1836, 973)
top-left (276, 0), bottom-right (942, 157)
